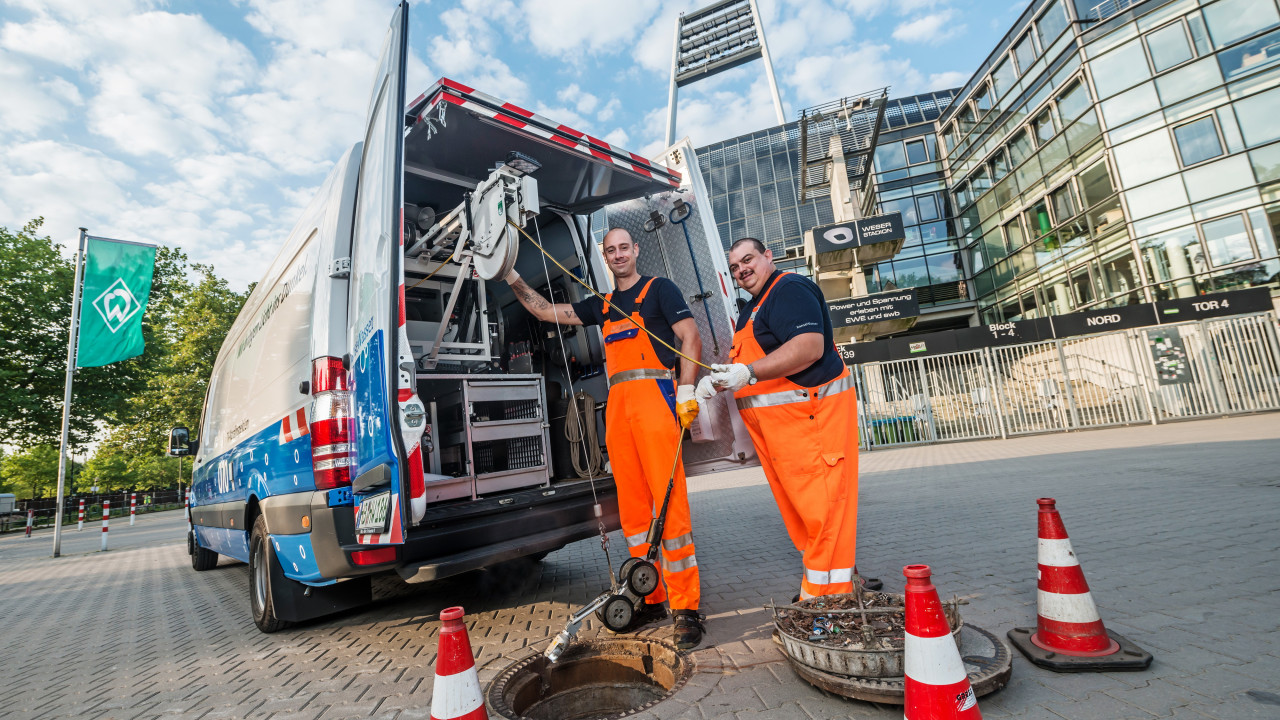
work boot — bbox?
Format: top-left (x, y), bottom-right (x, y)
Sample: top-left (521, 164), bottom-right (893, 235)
top-left (672, 610), bottom-right (705, 650)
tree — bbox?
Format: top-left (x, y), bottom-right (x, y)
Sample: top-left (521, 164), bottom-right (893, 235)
top-left (1, 445), bottom-right (60, 499)
top-left (0, 220), bottom-right (178, 448)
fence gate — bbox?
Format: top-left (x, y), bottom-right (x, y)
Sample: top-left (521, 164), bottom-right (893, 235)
top-left (1057, 332), bottom-right (1149, 428)
top-left (988, 341), bottom-right (1070, 435)
top-left (1204, 314), bottom-right (1280, 413)
top-left (855, 359), bottom-right (932, 448)
top-left (919, 350), bottom-right (999, 442)
top-left (1139, 322), bottom-right (1222, 421)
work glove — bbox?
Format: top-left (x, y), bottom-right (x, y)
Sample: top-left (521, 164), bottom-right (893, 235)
top-left (695, 376), bottom-right (718, 402)
top-left (676, 384), bottom-right (700, 428)
top-left (710, 363), bottom-right (752, 392)
top-left (504, 268), bottom-right (520, 284)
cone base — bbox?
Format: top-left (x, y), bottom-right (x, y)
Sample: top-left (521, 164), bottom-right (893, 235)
top-left (1008, 627), bottom-right (1152, 673)
top-left (1030, 631), bottom-right (1119, 657)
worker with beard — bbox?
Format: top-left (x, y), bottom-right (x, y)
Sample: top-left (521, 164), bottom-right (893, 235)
top-left (504, 227), bottom-right (706, 649)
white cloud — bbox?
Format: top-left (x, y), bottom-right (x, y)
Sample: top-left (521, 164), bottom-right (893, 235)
top-left (643, 73), bottom-right (785, 155)
top-left (520, 0), bottom-right (662, 58)
top-left (927, 70), bottom-right (969, 90)
top-left (558, 83), bottom-right (600, 115)
top-left (787, 45), bottom-right (925, 106)
top-left (892, 10), bottom-right (964, 44)
top-left (0, 58), bottom-right (81, 137)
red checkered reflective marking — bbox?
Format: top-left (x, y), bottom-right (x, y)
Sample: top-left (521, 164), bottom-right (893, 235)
top-left (279, 407), bottom-right (309, 444)
top-left (416, 78), bottom-right (682, 188)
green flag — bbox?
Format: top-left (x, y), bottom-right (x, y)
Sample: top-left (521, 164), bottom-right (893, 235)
top-left (76, 237), bottom-right (157, 368)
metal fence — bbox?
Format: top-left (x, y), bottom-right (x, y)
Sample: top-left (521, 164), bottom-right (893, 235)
top-left (2, 488), bottom-right (186, 534)
top-left (854, 312), bottom-right (1280, 449)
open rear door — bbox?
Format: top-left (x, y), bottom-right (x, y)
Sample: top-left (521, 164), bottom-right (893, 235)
top-left (348, 1), bottom-right (410, 545)
top-left (602, 137), bottom-right (760, 473)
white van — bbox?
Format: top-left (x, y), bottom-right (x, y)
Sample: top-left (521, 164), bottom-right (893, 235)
top-left (169, 1), bottom-right (755, 632)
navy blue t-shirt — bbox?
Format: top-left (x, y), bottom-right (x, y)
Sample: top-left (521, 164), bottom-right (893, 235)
top-left (571, 276), bottom-right (692, 369)
top-left (734, 270), bottom-right (844, 387)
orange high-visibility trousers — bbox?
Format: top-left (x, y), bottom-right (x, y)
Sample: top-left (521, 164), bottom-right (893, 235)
top-left (738, 382), bottom-right (858, 599)
top-left (605, 379), bottom-right (700, 611)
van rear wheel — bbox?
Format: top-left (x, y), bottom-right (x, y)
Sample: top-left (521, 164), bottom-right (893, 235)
top-left (191, 530), bottom-right (219, 571)
top-left (249, 515), bottom-right (291, 633)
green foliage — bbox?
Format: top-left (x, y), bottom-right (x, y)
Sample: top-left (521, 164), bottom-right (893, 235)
top-left (1, 445), bottom-right (60, 500)
top-left (0, 219), bottom-right (248, 492)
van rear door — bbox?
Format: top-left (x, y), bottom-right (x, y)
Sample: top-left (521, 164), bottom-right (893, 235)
top-left (348, 1), bottom-right (410, 545)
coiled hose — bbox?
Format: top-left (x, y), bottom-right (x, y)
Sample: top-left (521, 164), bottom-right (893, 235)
top-left (565, 390), bottom-right (604, 478)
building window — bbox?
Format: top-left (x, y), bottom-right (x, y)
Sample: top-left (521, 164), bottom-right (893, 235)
top-left (1201, 0), bottom-right (1280, 49)
top-left (973, 84), bottom-right (992, 115)
top-left (1035, 0), bottom-right (1069, 50)
top-left (990, 149), bottom-right (1010, 181)
top-left (1218, 27), bottom-right (1280, 80)
top-left (992, 56), bottom-right (1017, 98)
top-left (1056, 79), bottom-right (1091, 123)
top-left (943, 123), bottom-right (958, 152)
top-left (954, 181), bottom-right (971, 208)
top-left (1031, 109), bottom-right (1056, 146)
top-left (957, 104), bottom-right (976, 135)
top-left (1090, 38), bottom-right (1151, 99)
top-left (905, 138), bottom-right (929, 165)
top-left (1014, 31), bottom-right (1039, 75)
top-left (1234, 86), bottom-right (1280, 147)
top-left (875, 142), bottom-right (908, 171)
top-left (918, 194), bottom-right (941, 222)
top-left (1009, 128), bottom-right (1034, 164)
top-left (1201, 214), bottom-right (1256, 266)
top-left (1049, 184), bottom-right (1077, 223)
top-left (1146, 21), bottom-right (1194, 73)
top-left (1172, 116), bottom-right (1224, 166)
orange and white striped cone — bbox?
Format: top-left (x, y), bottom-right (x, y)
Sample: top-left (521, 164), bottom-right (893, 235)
top-left (904, 564), bottom-right (982, 719)
top-left (1008, 498), bottom-right (1152, 672)
top-left (430, 606), bottom-right (488, 720)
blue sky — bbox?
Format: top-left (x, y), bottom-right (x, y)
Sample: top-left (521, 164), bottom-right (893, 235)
top-left (0, 0), bottom-right (1027, 290)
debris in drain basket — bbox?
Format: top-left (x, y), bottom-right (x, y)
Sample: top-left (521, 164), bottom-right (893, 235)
top-left (773, 592), bottom-right (961, 650)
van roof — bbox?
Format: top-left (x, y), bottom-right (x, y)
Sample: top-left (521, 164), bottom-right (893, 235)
top-left (404, 78), bottom-right (680, 214)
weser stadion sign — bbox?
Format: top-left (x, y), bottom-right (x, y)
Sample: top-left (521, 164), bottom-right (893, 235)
top-left (811, 212), bottom-right (906, 253)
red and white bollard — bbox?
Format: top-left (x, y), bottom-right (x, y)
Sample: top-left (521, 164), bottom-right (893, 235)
top-left (101, 500), bottom-right (110, 551)
top-left (130, 492), bottom-right (136, 526)
top-left (25, 509), bottom-right (34, 538)
top-left (184, 490), bottom-right (190, 521)
top-left (78, 499), bottom-right (85, 531)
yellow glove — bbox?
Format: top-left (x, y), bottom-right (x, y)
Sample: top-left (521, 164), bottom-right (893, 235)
top-left (676, 384), bottom-right (699, 428)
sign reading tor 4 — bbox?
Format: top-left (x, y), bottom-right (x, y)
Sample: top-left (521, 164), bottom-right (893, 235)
top-left (811, 212), bottom-right (906, 254)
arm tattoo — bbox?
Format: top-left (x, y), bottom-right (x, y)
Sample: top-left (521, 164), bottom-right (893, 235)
top-left (512, 278), bottom-right (550, 311)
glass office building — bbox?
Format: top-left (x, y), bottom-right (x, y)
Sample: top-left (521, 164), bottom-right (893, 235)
top-left (944, 0), bottom-right (1280, 324)
top-left (686, 0), bottom-right (1279, 332)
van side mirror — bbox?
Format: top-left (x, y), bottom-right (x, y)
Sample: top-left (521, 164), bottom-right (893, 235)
top-left (168, 427), bottom-right (197, 457)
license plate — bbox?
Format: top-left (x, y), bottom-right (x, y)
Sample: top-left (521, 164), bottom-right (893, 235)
top-left (356, 491), bottom-right (391, 534)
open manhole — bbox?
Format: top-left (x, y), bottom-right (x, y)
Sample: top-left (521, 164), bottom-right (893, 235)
top-left (486, 636), bottom-right (691, 720)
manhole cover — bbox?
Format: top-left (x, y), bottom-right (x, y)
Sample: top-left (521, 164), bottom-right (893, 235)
top-left (486, 636), bottom-right (691, 720)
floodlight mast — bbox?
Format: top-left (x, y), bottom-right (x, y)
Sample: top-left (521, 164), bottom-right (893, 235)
top-left (664, 0), bottom-right (785, 146)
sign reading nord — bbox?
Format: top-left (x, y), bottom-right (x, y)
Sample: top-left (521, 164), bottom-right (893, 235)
top-left (812, 212), bottom-right (906, 254)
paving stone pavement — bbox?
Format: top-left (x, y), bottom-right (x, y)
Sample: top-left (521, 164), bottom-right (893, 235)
top-left (2, 414), bottom-right (1278, 720)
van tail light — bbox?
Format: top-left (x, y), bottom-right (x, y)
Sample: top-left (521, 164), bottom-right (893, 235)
top-left (351, 547), bottom-right (397, 566)
top-left (310, 357), bottom-right (354, 490)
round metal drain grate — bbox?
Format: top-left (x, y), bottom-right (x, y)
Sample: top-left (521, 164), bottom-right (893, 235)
top-left (486, 637), bottom-right (691, 720)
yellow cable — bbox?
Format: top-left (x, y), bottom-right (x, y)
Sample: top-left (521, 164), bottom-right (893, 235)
top-left (507, 219), bottom-right (714, 372)
top-left (407, 244), bottom-right (458, 291)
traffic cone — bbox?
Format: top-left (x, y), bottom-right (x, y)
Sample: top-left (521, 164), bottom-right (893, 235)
top-left (1007, 498), bottom-right (1152, 672)
top-left (430, 606), bottom-right (489, 720)
top-left (903, 564), bottom-right (982, 719)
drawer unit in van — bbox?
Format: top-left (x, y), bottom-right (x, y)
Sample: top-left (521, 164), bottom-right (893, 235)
top-left (416, 373), bottom-right (552, 501)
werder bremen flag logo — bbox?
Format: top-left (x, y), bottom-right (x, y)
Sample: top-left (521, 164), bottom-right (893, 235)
top-left (76, 237), bottom-right (157, 368)
top-left (91, 277), bottom-right (143, 333)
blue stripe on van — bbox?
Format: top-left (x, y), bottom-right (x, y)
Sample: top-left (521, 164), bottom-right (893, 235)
top-left (270, 533), bottom-right (328, 584)
top-left (191, 412), bottom-right (318, 508)
top-left (195, 525), bottom-right (250, 563)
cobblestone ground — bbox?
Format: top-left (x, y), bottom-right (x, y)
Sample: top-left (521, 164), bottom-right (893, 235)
top-left (2, 414), bottom-right (1278, 720)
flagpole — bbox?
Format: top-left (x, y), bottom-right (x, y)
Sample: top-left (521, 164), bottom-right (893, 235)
top-left (53, 228), bottom-right (88, 559)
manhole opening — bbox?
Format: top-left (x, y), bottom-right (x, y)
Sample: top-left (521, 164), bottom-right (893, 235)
top-left (487, 637), bottom-right (691, 720)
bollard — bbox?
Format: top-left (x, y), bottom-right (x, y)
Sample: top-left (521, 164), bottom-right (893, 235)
top-left (101, 500), bottom-right (110, 551)
top-left (184, 490), bottom-right (190, 521)
top-left (26, 509), bottom-right (34, 538)
top-left (78, 499), bottom-right (85, 531)
top-left (130, 492), bottom-right (136, 526)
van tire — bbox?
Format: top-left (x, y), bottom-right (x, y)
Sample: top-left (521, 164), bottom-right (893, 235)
top-left (249, 515), bottom-right (291, 633)
top-left (191, 531), bottom-right (219, 571)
